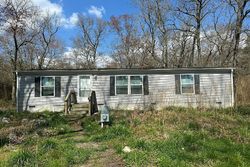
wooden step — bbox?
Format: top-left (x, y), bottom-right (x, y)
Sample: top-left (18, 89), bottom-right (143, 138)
top-left (72, 103), bottom-right (89, 108)
top-left (69, 110), bottom-right (88, 115)
top-left (71, 108), bottom-right (89, 112)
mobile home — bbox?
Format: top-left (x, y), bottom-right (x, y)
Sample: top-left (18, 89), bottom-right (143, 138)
top-left (16, 68), bottom-right (234, 112)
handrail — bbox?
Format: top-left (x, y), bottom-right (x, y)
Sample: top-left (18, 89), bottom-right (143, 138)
top-left (64, 90), bottom-right (76, 115)
top-left (89, 91), bottom-right (98, 115)
top-left (65, 90), bottom-right (73, 102)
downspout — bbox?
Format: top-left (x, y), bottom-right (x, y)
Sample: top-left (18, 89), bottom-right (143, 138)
top-left (231, 69), bottom-right (234, 107)
top-left (16, 71), bottom-right (19, 112)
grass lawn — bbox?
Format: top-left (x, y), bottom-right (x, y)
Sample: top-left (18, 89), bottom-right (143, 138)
top-left (0, 106), bottom-right (249, 166)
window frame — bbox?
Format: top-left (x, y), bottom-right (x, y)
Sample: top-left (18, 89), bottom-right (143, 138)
top-left (130, 75), bottom-right (143, 95)
top-left (78, 75), bottom-right (92, 98)
top-left (115, 75), bottom-right (144, 95)
top-left (180, 74), bottom-right (195, 94)
top-left (40, 76), bottom-right (55, 97)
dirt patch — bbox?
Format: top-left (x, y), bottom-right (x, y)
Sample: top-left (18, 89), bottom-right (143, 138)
top-left (80, 149), bottom-right (125, 167)
top-left (76, 142), bottom-right (100, 150)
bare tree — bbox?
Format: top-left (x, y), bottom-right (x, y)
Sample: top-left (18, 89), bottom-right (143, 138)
top-left (227, 0), bottom-right (250, 67)
top-left (175, 0), bottom-right (212, 66)
top-left (35, 13), bottom-right (63, 69)
top-left (201, 6), bottom-right (235, 66)
top-left (73, 15), bottom-right (106, 69)
top-left (110, 15), bottom-right (144, 68)
top-left (135, 0), bottom-right (172, 67)
top-left (0, 0), bottom-right (38, 103)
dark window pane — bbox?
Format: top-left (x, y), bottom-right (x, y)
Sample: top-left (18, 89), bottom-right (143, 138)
top-left (116, 76), bottom-right (128, 85)
top-left (131, 85), bottom-right (142, 94)
top-left (42, 87), bottom-right (54, 96)
top-left (116, 85), bottom-right (128, 94)
top-left (130, 76), bottom-right (142, 84)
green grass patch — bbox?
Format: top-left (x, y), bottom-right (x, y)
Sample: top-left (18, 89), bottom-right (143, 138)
top-left (2, 138), bottom-right (92, 167)
top-left (7, 150), bottom-right (36, 167)
top-left (1, 107), bottom-right (249, 166)
top-left (82, 107), bottom-right (250, 166)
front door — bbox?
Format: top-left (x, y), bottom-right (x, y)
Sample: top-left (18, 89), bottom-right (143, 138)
top-left (78, 75), bottom-right (91, 102)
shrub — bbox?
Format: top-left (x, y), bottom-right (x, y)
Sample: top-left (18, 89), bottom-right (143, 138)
top-left (237, 105), bottom-right (250, 115)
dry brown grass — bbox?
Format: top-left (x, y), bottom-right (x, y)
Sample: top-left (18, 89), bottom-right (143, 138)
top-left (237, 75), bottom-right (250, 105)
top-left (129, 108), bottom-right (250, 143)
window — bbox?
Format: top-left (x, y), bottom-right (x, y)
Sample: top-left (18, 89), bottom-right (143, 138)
top-left (41, 77), bottom-right (55, 96)
top-left (79, 76), bottom-right (91, 97)
top-left (130, 76), bottom-right (143, 94)
top-left (114, 75), bottom-right (144, 95)
top-left (181, 74), bottom-right (194, 94)
top-left (116, 76), bottom-right (128, 94)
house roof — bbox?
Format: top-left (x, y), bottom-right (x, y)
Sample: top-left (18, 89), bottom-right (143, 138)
top-left (17, 67), bottom-right (234, 76)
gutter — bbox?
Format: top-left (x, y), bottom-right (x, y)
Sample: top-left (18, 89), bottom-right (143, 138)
top-left (231, 69), bottom-right (234, 107)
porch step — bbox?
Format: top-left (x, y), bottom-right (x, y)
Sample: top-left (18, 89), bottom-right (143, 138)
top-left (69, 102), bottom-right (89, 115)
top-left (71, 108), bottom-right (89, 112)
top-left (72, 103), bottom-right (89, 109)
top-left (69, 110), bottom-right (88, 115)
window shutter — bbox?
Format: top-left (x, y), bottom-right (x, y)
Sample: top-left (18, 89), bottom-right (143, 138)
top-left (110, 76), bottom-right (115, 96)
top-left (175, 75), bottom-right (181, 94)
top-left (194, 75), bottom-right (200, 94)
top-left (55, 77), bottom-right (61, 97)
top-left (143, 75), bottom-right (149, 95)
top-left (35, 77), bottom-right (40, 97)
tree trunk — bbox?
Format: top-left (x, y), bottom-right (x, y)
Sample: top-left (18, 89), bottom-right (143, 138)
top-left (12, 31), bottom-right (18, 105)
top-left (196, 23), bottom-right (201, 66)
top-left (189, 36), bottom-right (196, 67)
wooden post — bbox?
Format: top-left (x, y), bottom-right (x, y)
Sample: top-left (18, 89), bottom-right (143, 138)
top-left (64, 101), bottom-right (68, 115)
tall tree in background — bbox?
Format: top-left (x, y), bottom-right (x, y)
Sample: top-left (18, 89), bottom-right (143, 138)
top-left (227, 0), bottom-right (250, 107)
top-left (175, 0), bottom-right (212, 66)
top-left (227, 0), bottom-right (250, 68)
top-left (135, 0), bottom-right (171, 67)
top-left (35, 13), bottom-right (63, 69)
top-left (110, 15), bottom-right (143, 68)
top-left (73, 15), bottom-right (106, 69)
top-left (0, 0), bottom-right (38, 103)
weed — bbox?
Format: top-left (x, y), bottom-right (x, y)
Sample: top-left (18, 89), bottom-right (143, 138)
top-left (7, 150), bottom-right (36, 167)
top-left (91, 124), bottom-right (131, 142)
top-left (39, 139), bottom-right (58, 153)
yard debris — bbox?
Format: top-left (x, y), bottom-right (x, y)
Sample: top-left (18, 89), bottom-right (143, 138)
top-left (34, 119), bottom-right (47, 127)
top-left (1, 117), bottom-right (10, 124)
top-left (122, 146), bottom-right (132, 153)
top-left (8, 132), bottom-right (23, 144)
top-left (21, 118), bottom-right (28, 124)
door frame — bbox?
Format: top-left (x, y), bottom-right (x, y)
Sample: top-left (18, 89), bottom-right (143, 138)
top-left (77, 75), bottom-right (92, 102)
